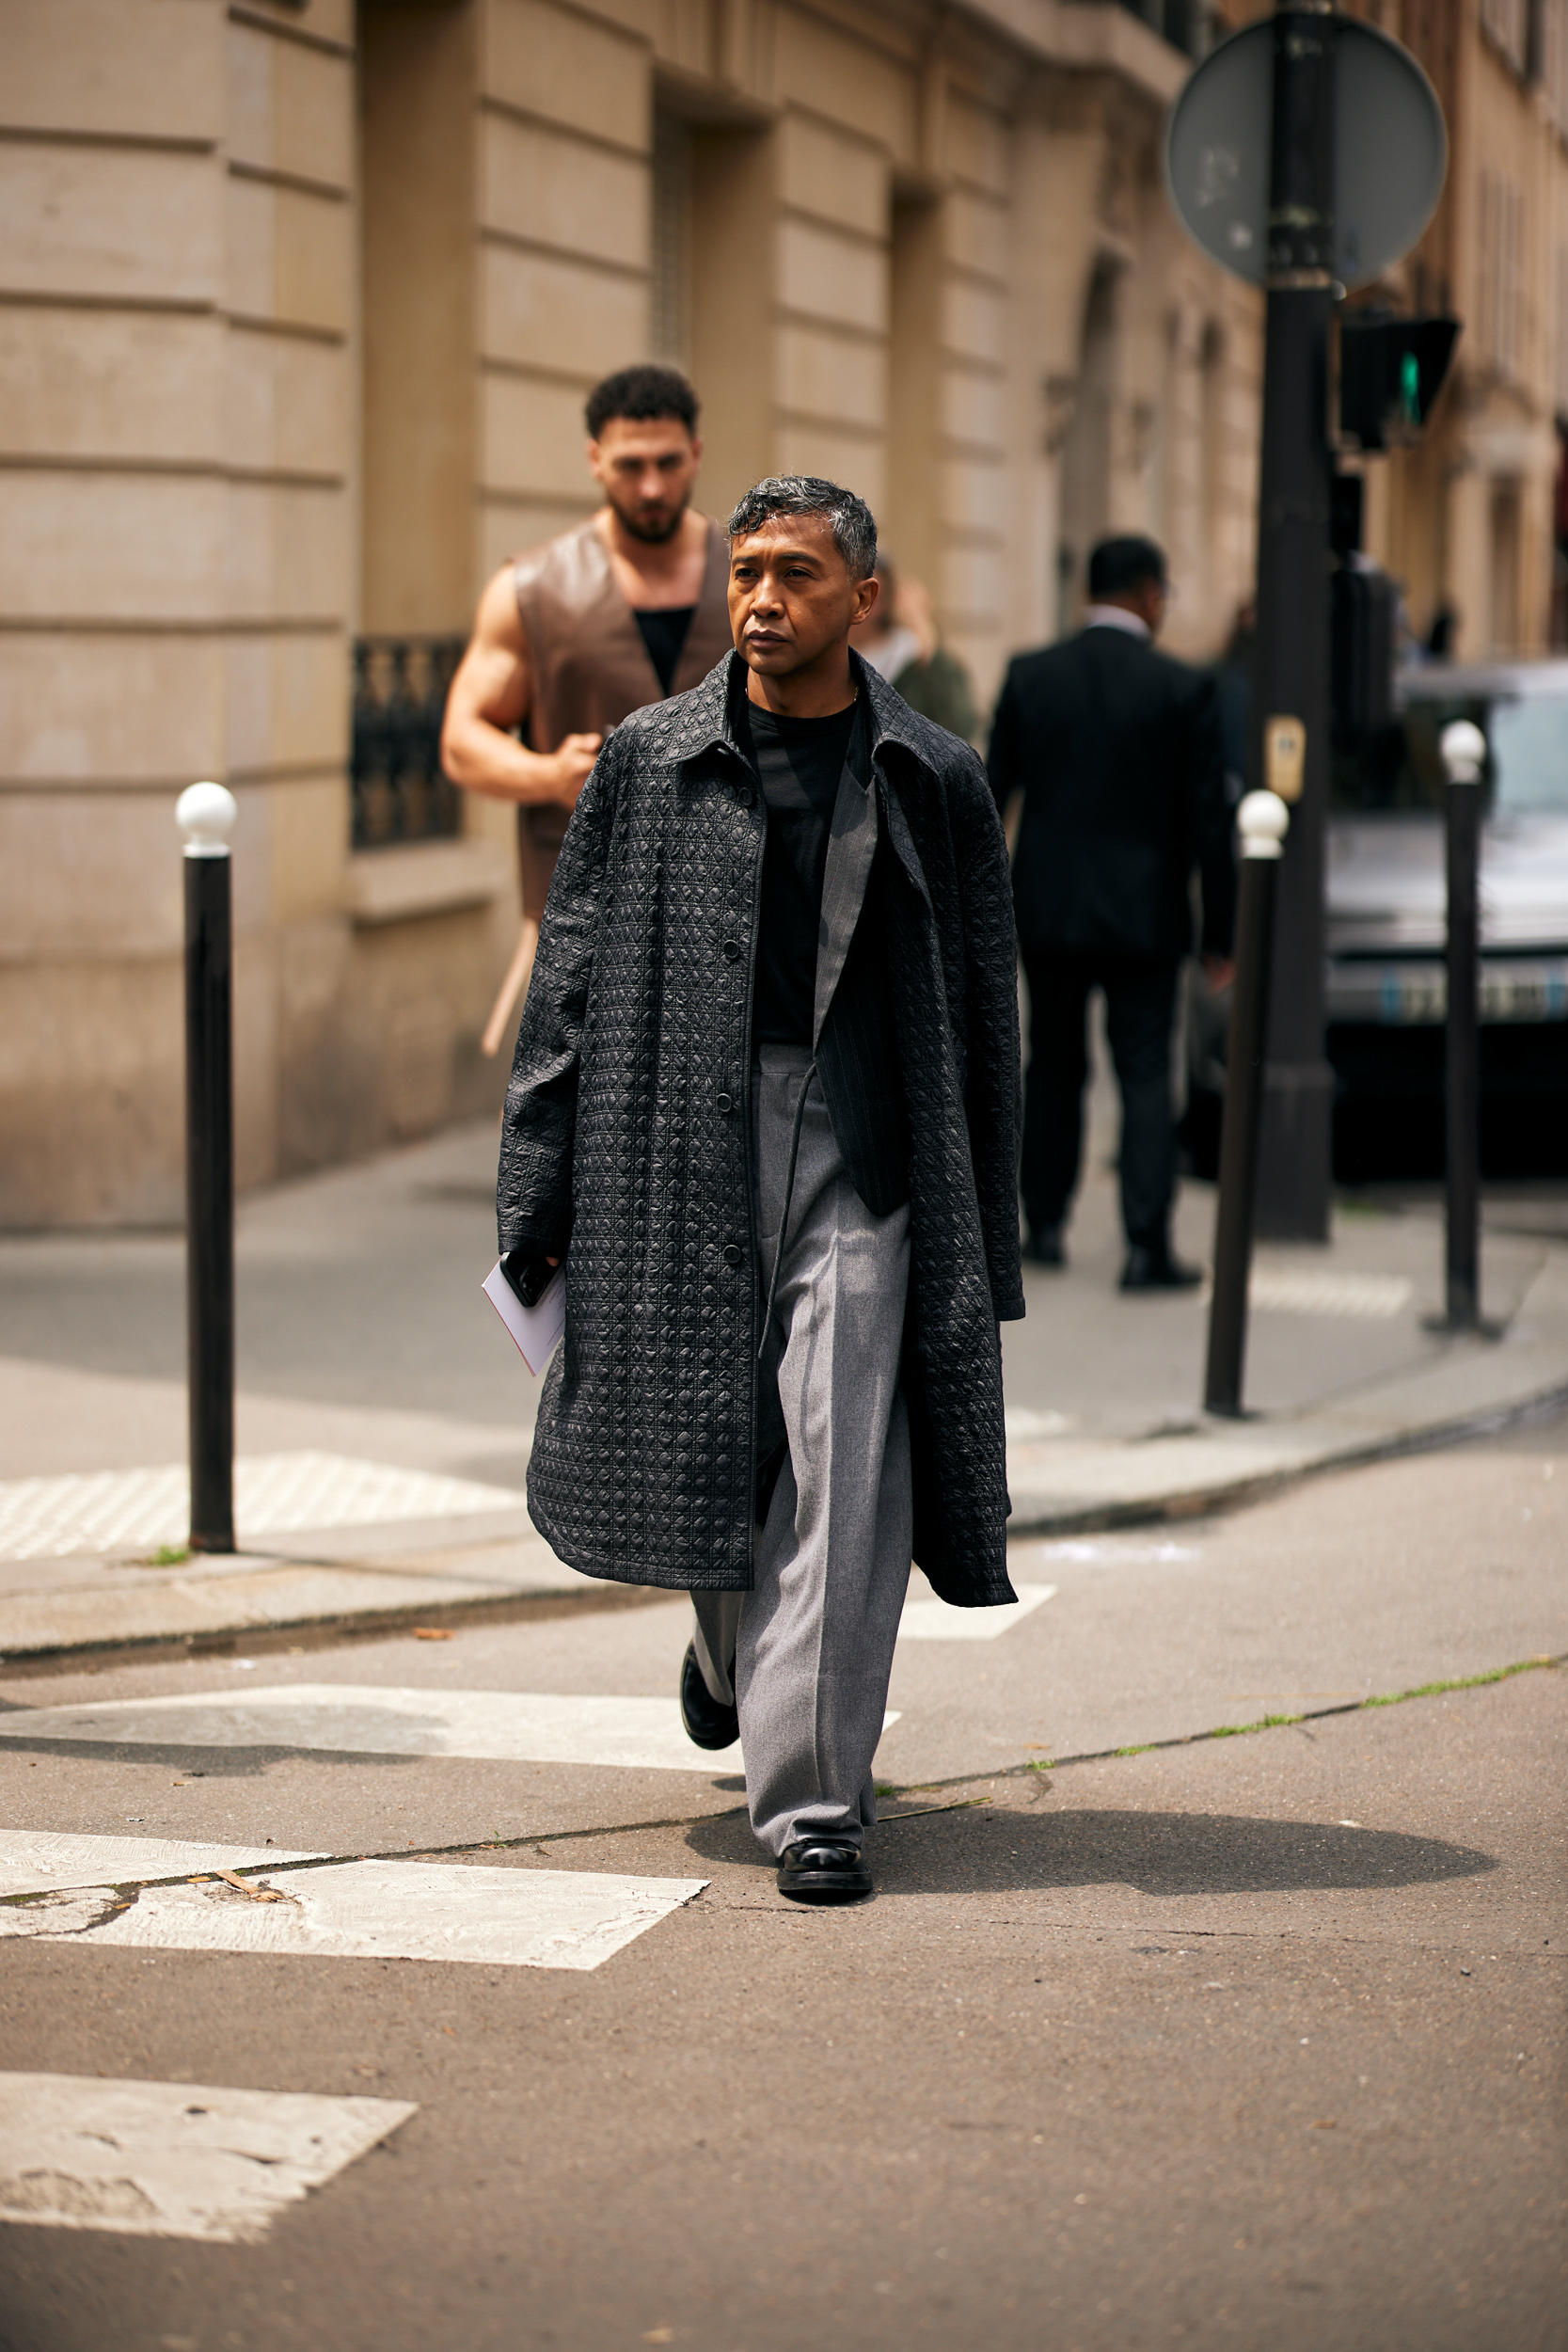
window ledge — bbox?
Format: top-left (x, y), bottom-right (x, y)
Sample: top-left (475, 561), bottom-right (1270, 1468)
top-left (347, 839), bottom-right (514, 927)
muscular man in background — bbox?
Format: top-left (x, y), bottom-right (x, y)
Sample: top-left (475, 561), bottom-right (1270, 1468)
top-left (442, 363), bottom-right (734, 1050)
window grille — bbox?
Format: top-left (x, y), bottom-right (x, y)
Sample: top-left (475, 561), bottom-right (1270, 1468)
top-left (651, 110), bottom-right (691, 366)
top-left (1479, 167), bottom-right (1526, 380)
top-left (1481, 0), bottom-right (1528, 73)
top-left (1544, 0), bottom-right (1568, 131)
top-left (351, 637), bottom-right (466, 850)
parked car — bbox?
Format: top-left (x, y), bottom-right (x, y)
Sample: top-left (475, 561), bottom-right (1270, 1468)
top-left (1182, 660), bottom-right (1568, 1180)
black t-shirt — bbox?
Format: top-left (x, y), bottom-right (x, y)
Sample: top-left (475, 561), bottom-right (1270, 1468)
top-left (738, 696), bottom-right (859, 1046)
top-left (634, 605), bottom-right (696, 696)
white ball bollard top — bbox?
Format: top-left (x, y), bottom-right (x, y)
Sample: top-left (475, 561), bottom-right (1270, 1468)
top-left (1237, 787), bottom-right (1291, 860)
top-left (176, 780), bottom-right (238, 858)
top-left (1440, 719), bottom-right (1487, 785)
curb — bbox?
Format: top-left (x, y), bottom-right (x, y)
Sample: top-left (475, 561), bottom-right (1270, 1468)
top-left (1006, 1248), bottom-right (1568, 1537)
top-left (1006, 1375), bottom-right (1568, 1537)
top-left (5, 1251), bottom-right (1565, 1673)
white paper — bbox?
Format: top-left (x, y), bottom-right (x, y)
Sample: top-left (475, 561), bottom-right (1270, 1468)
top-left (483, 1260), bottom-right (565, 1375)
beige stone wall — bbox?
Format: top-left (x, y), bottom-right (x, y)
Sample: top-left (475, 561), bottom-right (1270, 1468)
top-left (1, 0), bottom-right (515, 1228)
top-left (3, 0), bottom-right (1263, 1227)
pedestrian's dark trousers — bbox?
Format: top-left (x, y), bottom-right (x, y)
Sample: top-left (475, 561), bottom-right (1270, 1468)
top-left (1019, 947), bottom-right (1180, 1249)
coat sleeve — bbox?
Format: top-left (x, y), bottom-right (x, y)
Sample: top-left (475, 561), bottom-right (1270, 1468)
top-left (1186, 671), bottom-right (1237, 959)
top-left (495, 733), bottom-right (622, 1260)
top-left (951, 753), bottom-right (1027, 1322)
top-left (985, 663), bottom-right (1024, 818)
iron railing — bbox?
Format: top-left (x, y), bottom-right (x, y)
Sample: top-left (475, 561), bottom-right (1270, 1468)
top-left (1107, 0), bottom-right (1212, 59)
top-left (351, 636), bottom-right (466, 850)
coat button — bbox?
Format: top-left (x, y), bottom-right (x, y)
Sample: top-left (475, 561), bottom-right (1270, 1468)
top-left (722, 1243), bottom-right (744, 1266)
top-left (721, 938), bottom-right (741, 961)
top-left (736, 783), bottom-right (755, 808)
top-left (716, 1092), bottom-right (732, 1114)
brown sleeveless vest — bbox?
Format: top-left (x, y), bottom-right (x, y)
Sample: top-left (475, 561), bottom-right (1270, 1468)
top-left (511, 517), bottom-right (734, 893)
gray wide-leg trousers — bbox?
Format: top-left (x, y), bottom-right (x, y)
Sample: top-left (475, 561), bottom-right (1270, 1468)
top-left (690, 1044), bottom-right (912, 1858)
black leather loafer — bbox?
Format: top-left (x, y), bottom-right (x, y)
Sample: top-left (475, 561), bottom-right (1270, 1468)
top-left (777, 1838), bottom-right (873, 1903)
top-left (679, 1641), bottom-right (739, 1750)
top-left (1120, 1244), bottom-right (1203, 1292)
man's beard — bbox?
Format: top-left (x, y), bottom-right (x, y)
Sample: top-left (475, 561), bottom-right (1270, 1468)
top-left (612, 497), bottom-right (688, 546)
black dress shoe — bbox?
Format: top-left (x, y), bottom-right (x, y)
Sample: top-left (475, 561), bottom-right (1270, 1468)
top-left (679, 1641), bottom-right (738, 1750)
top-left (777, 1838), bottom-right (873, 1903)
top-left (1120, 1244), bottom-right (1204, 1293)
top-left (1022, 1226), bottom-right (1066, 1268)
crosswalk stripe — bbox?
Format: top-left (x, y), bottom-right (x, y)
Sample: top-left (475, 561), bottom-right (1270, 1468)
top-left (898, 1583), bottom-right (1056, 1641)
top-left (0, 1687), bottom-right (897, 1772)
top-left (0, 1832), bottom-right (325, 1899)
top-left (0, 2073), bottom-right (416, 2243)
top-left (0, 1859), bottom-right (708, 1972)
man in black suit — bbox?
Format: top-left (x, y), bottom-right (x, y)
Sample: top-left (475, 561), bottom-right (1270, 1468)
top-left (988, 535), bottom-right (1235, 1290)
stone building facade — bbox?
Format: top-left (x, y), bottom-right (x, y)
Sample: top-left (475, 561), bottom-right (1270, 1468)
top-left (3, 0), bottom-right (1265, 1228)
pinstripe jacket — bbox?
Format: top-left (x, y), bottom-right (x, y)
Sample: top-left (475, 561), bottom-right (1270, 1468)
top-left (497, 651), bottom-right (1025, 1606)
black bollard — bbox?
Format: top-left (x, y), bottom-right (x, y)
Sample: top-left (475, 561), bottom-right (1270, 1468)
top-left (178, 782), bottom-right (238, 1552)
top-left (1441, 721), bottom-right (1485, 1330)
top-left (1205, 789), bottom-right (1291, 1418)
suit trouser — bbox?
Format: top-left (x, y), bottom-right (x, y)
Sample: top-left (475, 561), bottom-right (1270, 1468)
top-left (1020, 947), bottom-right (1181, 1250)
top-left (689, 1045), bottom-right (911, 1859)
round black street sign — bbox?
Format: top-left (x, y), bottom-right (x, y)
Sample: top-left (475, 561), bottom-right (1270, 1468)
top-left (1165, 14), bottom-right (1447, 289)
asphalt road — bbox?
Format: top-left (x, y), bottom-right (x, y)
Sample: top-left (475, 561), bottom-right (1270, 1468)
top-left (0, 1412), bottom-right (1562, 2351)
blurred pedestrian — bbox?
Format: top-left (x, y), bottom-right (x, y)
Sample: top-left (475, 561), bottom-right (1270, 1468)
top-left (1212, 597), bottom-right (1254, 807)
top-left (850, 554), bottom-right (980, 742)
top-left (497, 476), bottom-right (1022, 1904)
top-left (988, 533), bottom-right (1235, 1290)
top-left (442, 364), bottom-right (734, 1053)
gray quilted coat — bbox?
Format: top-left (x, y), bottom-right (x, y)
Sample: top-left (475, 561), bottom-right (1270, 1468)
top-left (497, 652), bottom-right (1025, 1607)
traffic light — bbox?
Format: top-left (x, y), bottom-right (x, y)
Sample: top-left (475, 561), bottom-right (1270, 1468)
top-left (1332, 562), bottom-right (1397, 739)
top-left (1338, 314), bottom-right (1461, 451)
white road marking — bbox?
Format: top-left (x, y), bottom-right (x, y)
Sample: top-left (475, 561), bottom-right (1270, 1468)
top-left (0, 1861), bottom-right (707, 1972)
top-left (1013, 1541), bottom-right (1200, 1565)
top-left (0, 1832), bottom-right (325, 1899)
top-left (1004, 1406), bottom-right (1074, 1440)
top-left (0, 2072), bottom-right (415, 2243)
top-left (0, 1685), bottom-right (778, 1771)
top-left (0, 1452), bottom-right (527, 1562)
top-left (0, 1688), bottom-right (899, 1771)
top-left (898, 1584), bottom-right (1057, 1642)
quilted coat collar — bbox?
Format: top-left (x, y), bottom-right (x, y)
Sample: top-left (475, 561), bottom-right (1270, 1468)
top-left (671, 649), bottom-right (938, 782)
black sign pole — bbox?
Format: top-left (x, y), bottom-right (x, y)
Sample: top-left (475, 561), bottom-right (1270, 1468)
top-left (178, 782), bottom-right (238, 1555)
top-left (1440, 722), bottom-right (1485, 1330)
top-left (1205, 792), bottom-right (1291, 1416)
top-left (1252, 2), bottom-right (1338, 1243)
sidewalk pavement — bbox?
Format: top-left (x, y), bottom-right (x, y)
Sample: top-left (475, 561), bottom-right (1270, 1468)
top-left (1, 1111), bottom-right (1564, 1666)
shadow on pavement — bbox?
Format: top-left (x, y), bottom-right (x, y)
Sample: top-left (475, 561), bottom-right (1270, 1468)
top-left (684, 1802), bottom-right (1497, 1896)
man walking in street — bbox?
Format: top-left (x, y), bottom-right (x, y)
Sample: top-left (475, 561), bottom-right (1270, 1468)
top-left (441, 364), bottom-right (734, 1050)
top-left (497, 477), bottom-right (1023, 1903)
top-left (988, 534), bottom-right (1235, 1290)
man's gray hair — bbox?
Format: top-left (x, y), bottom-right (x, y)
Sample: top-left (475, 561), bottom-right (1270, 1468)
top-left (726, 476), bottom-right (878, 580)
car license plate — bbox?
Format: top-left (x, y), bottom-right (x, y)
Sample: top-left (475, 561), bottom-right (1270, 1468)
top-left (1328, 960), bottom-right (1568, 1024)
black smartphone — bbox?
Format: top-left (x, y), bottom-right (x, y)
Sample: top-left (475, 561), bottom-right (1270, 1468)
top-left (499, 1248), bottom-right (557, 1309)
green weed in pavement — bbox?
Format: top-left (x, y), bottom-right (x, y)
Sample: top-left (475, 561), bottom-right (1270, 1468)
top-left (1362, 1655), bottom-right (1556, 1708)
